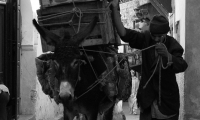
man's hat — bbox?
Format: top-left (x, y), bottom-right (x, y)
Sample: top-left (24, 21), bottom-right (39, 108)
top-left (149, 14), bottom-right (170, 34)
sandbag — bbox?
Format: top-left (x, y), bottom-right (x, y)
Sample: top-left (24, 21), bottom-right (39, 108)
top-left (116, 54), bottom-right (132, 101)
top-left (35, 52), bottom-right (60, 104)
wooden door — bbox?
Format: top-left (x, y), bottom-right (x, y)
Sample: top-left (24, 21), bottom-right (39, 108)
top-left (0, 4), bottom-right (5, 83)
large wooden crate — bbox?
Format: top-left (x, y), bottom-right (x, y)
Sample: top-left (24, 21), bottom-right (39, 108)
top-left (37, 0), bottom-right (120, 52)
top-left (39, 0), bottom-right (97, 8)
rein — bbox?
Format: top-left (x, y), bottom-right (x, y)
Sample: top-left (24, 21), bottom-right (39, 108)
top-left (72, 43), bottom-right (171, 103)
top-left (75, 45), bottom-right (155, 100)
top-left (74, 59), bottom-right (81, 90)
top-left (142, 43), bottom-right (172, 105)
top-left (75, 46), bottom-right (125, 100)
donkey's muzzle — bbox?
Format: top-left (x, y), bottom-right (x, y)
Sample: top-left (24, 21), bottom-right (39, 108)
top-left (59, 81), bottom-right (74, 100)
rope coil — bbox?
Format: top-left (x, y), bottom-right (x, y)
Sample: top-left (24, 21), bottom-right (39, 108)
top-left (142, 43), bottom-right (172, 105)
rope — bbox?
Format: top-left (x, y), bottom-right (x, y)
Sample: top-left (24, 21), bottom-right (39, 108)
top-left (76, 54), bottom-right (125, 100)
top-left (158, 57), bottom-right (162, 105)
top-left (80, 46), bottom-right (100, 90)
top-left (74, 60), bottom-right (81, 89)
top-left (81, 46), bottom-right (99, 80)
top-left (79, 44), bottom-right (155, 56)
top-left (99, 51), bottom-right (109, 71)
top-left (75, 42), bottom-right (172, 100)
top-left (80, 49), bottom-right (117, 55)
top-left (38, 4), bottom-right (111, 27)
top-left (160, 43), bottom-right (173, 69)
top-left (71, 0), bottom-right (82, 34)
top-left (143, 56), bottom-right (160, 89)
top-left (75, 44), bottom-right (156, 99)
top-left (142, 43), bottom-right (172, 106)
top-left (38, 9), bottom-right (110, 21)
top-left (38, 11), bottom-right (74, 22)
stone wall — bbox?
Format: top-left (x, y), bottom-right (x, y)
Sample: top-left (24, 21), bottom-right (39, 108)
top-left (185, 0), bottom-right (200, 119)
top-left (120, 0), bottom-right (136, 29)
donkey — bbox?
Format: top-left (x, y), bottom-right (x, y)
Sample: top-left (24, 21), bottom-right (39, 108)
top-left (33, 17), bottom-right (116, 120)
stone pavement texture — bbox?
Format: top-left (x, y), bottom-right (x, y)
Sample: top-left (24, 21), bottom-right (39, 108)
top-left (54, 101), bottom-right (139, 120)
top-left (123, 102), bottom-right (139, 120)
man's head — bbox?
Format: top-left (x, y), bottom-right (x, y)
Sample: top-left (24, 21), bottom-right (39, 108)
top-left (149, 14), bottom-right (170, 43)
top-left (131, 70), bottom-right (135, 76)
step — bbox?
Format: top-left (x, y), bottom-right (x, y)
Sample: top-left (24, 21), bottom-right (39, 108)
top-left (18, 115), bottom-right (35, 120)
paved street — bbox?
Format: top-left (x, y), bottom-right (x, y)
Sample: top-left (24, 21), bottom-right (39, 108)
top-left (122, 102), bottom-right (139, 120)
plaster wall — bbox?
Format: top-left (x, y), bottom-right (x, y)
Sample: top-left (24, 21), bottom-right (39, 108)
top-left (20, 0), bottom-right (35, 115)
top-left (139, 0), bottom-right (150, 5)
top-left (118, 1), bottom-right (136, 52)
top-left (171, 0), bottom-right (186, 120)
top-left (120, 0), bottom-right (136, 29)
top-left (20, 0), bottom-right (63, 119)
top-left (185, 0), bottom-right (200, 119)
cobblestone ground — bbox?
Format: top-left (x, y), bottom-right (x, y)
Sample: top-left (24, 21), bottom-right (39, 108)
top-left (123, 102), bottom-right (139, 120)
top-left (59, 102), bottom-right (140, 120)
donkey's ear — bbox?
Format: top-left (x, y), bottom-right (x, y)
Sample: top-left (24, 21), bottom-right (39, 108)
top-left (74, 16), bottom-right (98, 45)
top-left (33, 19), bottom-right (61, 46)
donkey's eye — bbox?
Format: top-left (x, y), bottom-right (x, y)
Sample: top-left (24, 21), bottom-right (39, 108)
top-left (74, 61), bottom-right (79, 66)
top-left (71, 59), bottom-right (79, 67)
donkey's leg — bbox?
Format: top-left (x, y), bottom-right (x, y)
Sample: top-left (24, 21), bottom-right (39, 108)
top-left (63, 107), bottom-right (77, 120)
top-left (103, 104), bottom-right (115, 120)
top-left (85, 110), bottom-right (99, 120)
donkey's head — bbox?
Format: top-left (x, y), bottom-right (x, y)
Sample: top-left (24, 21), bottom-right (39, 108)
top-left (33, 17), bottom-right (98, 102)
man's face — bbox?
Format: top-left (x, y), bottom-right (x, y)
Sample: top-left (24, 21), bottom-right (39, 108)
top-left (131, 70), bottom-right (135, 76)
top-left (150, 33), bottom-right (167, 43)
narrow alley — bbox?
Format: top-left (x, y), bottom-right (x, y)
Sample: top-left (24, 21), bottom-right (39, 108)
top-left (1, 0), bottom-right (199, 120)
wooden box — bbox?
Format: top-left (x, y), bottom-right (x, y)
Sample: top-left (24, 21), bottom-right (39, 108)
top-left (37, 0), bottom-right (120, 52)
top-left (39, 0), bottom-right (98, 8)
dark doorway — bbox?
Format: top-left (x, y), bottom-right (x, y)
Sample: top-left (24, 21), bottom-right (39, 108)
top-left (1, 0), bottom-right (18, 119)
top-left (0, 5), bottom-right (4, 78)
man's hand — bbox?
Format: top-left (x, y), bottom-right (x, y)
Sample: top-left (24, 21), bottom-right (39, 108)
top-left (155, 43), bottom-right (169, 58)
top-left (110, 0), bottom-right (119, 8)
top-left (155, 43), bottom-right (173, 67)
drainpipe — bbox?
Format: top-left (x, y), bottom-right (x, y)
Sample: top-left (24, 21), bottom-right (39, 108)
top-left (5, 0), bottom-right (18, 119)
top-left (17, 0), bottom-right (21, 118)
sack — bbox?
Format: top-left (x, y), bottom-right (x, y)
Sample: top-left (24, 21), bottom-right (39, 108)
top-left (35, 52), bottom-right (59, 101)
top-left (116, 54), bottom-right (132, 101)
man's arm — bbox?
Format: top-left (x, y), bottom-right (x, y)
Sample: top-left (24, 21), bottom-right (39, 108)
top-left (111, 0), bottom-right (126, 37)
top-left (170, 54), bottom-right (188, 73)
top-left (110, 0), bottom-right (145, 49)
top-left (169, 39), bottom-right (188, 73)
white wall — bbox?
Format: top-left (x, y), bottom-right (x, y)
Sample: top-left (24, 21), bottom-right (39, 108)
top-left (120, 0), bottom-right (136, 29)
top-left (174, 0), bottom-right (186, 50)
top-left (184, 0), bottom-right (200, 119)
top-left (20, 0), bottom-right (63, 119)
top-left (171, 0), bottom-right (186, 120)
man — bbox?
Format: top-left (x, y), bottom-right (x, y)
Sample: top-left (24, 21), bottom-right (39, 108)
top-left (0, 76), bottom-right (10, 120)
top-left (128, 70), bottom-right (139, 115)
top-left (110, 0), bottom-right (188, 120)
top-left (139, 18), bottom-right (150, 31)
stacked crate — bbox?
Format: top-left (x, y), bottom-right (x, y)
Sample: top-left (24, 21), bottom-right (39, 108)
top-left (37, 0), bottom-right (120, 52)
